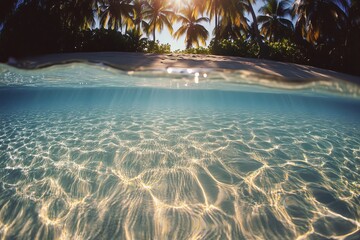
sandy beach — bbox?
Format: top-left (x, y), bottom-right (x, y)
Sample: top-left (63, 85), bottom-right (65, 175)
top-left (10, 52), bottom-right (360, 84)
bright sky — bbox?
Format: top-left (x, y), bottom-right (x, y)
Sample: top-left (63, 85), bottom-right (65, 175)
top-left (158, 1), bottom-right (263, 51)
top-left (90, 1), bottom-right (266, 51)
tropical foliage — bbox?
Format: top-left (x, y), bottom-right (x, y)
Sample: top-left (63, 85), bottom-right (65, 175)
top-left (257, 0), bottom-right (294, 41)
top-left (173, 5), bottom-right (209, 49)
top-left (0, 0), bottom-right (359, 75)
top-left (209, 38), bottom-right (259, 58)
top-left (99, 0), bottom-right (133, 31)
top-left (174, 47), bottom-right (210, 54)
top-left (293, 0), bottom-right (348, 45)
top-left (142, 0), bottom-right (175, 42)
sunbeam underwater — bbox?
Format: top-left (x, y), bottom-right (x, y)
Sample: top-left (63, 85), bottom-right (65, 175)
top-left (0, 63), bottom-right (359, 239)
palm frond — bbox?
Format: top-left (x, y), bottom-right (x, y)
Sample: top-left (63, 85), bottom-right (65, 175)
top-left (174, 25), bottom-right (188, 39)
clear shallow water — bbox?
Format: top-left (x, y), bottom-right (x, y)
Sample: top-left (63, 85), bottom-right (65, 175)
top-left (0, 63), bottom-right (360, 239)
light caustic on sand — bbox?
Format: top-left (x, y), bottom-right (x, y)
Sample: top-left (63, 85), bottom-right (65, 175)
top-left (0, 109), bottom-right (359, 239)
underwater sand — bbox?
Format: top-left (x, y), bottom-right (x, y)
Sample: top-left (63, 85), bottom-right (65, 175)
top-left (0, 63), bottom-right (359, 239)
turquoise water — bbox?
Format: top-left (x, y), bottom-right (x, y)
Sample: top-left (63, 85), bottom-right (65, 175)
top-left (0, 63), bottom-right (359, 239)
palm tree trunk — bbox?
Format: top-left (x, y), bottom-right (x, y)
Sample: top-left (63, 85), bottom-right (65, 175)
top-left (246, 0), bottom-right (268, 57)
top-left (186, 37), bottom-right (192, 49)
top-left (153, 18), bottom-right (156, 42)
top-left (215, 5), bottom-right (218, 41)
top-left (136, 21), bottom-right (140, 34)
top-left (120, 15), bottom-right (123, 32)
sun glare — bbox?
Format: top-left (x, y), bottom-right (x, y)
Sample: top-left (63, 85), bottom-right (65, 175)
top-left (170, 0), bottom-right (189, 8)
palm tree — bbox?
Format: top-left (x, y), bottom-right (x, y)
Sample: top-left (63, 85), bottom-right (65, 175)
top-left (292, 0), bottom-right (349, 45)
top-left (205, 0), bottom-right (222, 40)
top-left (66, 0), bottom-right (99, 30)
top-left (125, 0), bottom-right (150, 47)
top-left (257, 0), bottom-right (294, 41)
top-left (218, 0), bottom-right (249, 40)
top-left (244, 0), bottom-right (269, 56)
top-left (193, 0), bottom-right (207, 13)
top-left (204, 0), bottom-right (249, 41)
top-left (131, 0), bottom-right (146, 33)
top-left (143, 0), bottom-right (175, 42)
top-left (173, 5), bottom-right (209, 49)
top-left (99, 0), bottom-right (133, 31)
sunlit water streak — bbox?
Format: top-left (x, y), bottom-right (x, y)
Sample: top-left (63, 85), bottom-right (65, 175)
top-left (0, 63), bottom-right (360, 239)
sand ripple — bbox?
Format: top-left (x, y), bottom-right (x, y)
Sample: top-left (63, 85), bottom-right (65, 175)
top-left (0, 108), bottom-right (359, 239)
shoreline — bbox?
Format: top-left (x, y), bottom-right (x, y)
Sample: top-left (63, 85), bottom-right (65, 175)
top-left (6, 51), bottom-right (360, 84)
